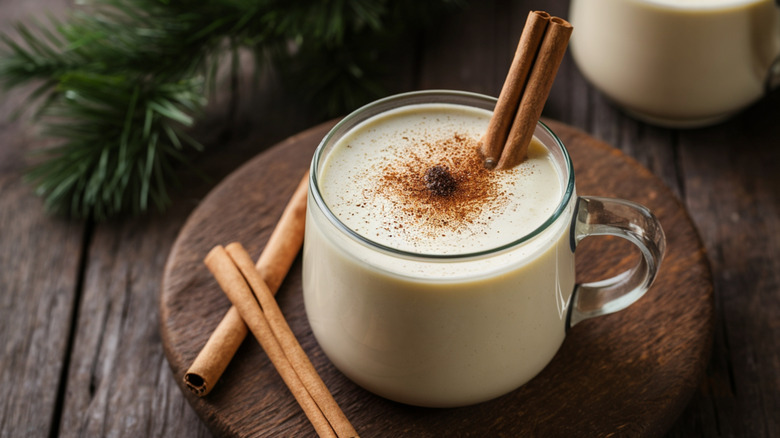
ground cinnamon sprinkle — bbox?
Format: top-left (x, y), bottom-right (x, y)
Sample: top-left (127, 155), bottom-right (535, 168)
top-left (372, 133), bottom-right (511, 240)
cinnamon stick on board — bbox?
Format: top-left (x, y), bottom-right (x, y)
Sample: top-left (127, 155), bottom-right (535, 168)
top-left (183, 173), bottom-right (308, 396)
top-left (204, 246), bottom-right (336, 438)
top-left (480, 11), bottom-right (572, 170)
top-left (226, 242), bottom-right (358, 438)
top-left (205, 245), bottom-right (358, 438)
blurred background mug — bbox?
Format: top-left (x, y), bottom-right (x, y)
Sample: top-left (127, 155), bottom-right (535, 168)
top-left (569, 0), bottom-right (780, 128)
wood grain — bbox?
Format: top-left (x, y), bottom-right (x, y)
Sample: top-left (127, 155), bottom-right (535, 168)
top-left (0, 2), bottom-right (81, 437)
top-left (160, 119), bottom-right (714, 437)
top-left (0, 155), bottom-right (83, 437)
top-left (670, 96), bottom-right (780, 438)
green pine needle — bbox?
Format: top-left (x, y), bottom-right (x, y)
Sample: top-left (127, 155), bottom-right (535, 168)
top-left (1, 0), bottom-right (464, 220)
top-left (24, 73), bottom-right (206, 219)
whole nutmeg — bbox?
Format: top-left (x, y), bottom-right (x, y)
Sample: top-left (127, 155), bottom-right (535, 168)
top-left (424, 165), bottom-right (457, 197)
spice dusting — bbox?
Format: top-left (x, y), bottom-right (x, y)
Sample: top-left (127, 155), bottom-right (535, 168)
top-left (365, 132), bottom-right (509, 240)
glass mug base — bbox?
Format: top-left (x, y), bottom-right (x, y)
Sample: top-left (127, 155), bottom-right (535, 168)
top-left (303, 90), bottom-right (665, 407)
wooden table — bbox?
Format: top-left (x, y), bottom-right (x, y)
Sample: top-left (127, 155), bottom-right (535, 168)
top-left (1, 1), bottom-right (777, 437)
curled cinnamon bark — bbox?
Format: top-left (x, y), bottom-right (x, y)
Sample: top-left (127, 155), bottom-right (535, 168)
top-left (183, 173), bottom-right (308, 396)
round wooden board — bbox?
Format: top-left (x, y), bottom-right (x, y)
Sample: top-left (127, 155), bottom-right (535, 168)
top-left (160, 119), bottom-right (714, 437)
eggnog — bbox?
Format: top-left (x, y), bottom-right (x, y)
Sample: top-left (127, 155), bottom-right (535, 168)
top-left (318, 104), bottom-right (562, 255)
top-left (303, 96), bottom-right (577, 407)
top-left (569, 0), bottom-right (780, 126)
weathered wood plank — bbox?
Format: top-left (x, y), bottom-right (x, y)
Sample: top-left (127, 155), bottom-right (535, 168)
top-left (0, 1), bottom-right (83, 437)
top-left (665, 94), bottom-right (780, 438)
top-left (0, 135), bottom-right (83, 437)
top-left (55, 209), bottom-right (211, 438)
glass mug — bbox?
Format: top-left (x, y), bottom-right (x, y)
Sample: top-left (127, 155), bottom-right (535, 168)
top-left (302, 90), bottom-right (666, 408)
top-left (569, 0), bottom-right (780, 128)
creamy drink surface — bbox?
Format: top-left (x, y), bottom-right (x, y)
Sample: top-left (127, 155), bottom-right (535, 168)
top-left (318, 103), bottom-right (562, 256)
top-left (304, 100), bottom-right (576, 407)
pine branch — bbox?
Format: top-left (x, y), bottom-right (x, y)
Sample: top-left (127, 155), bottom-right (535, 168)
top-left (0, 0), bottom-right (464, 220)
top-left (25, 73), bottom-right (206, 220)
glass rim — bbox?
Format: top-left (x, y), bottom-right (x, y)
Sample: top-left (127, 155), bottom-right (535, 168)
top-left (309, 89), bottom-right (576, 261)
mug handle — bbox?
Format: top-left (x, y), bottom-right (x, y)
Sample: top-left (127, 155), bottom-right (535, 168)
top-left (567, 196), bottom-right (666, 328)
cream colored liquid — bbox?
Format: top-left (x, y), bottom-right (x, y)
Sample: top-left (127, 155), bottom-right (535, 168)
top-left (570, 0), bottom-right (780, 126)
top-left (303, 103), bottom-right (576, 407)
top-left (319, 104), bottom-right (561, 255)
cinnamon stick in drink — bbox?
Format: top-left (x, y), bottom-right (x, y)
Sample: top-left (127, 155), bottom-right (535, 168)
top-left (480, 10), bottom-right (551, 168)
top-left (480, 12), bottom-right (572, 170)
top-left (183, 173), bottom-right (308, 396)
top-left (497, 16), bottom-right (572, 169)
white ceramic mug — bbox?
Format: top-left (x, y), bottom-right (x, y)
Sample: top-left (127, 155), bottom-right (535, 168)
top-left (569, 0), bottom-right (780, 127)
top-left (302, 91), bottom-right (666, 407)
